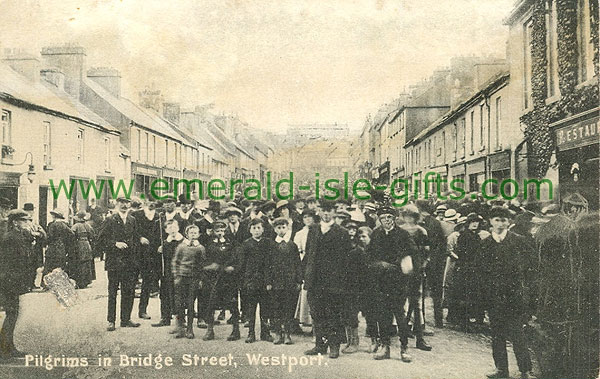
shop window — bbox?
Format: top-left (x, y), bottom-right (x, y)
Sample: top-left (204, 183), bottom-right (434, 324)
top-left (469, 173), bottom-right (479, 192)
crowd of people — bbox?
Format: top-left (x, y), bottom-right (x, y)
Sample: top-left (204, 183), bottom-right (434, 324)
top-left (0, 190), bottom-right (598, 379)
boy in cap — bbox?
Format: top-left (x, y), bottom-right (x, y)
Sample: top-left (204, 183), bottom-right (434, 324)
top-left (481, 207), bottom-right (535, 379)
top-left (0, 210), bottom-right (33, 358)
top-left (172, 224), bottom-right (205, 339)
top-left (240, 218), bottom-right (276, 343)
top-left (269, 217), bottom-right (302, 345)
top-left (200, 220), bottom-right (241, 341)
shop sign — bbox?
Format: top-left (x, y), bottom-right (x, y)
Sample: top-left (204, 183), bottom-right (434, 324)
top-left (556, 117), bottom-right (599, 151)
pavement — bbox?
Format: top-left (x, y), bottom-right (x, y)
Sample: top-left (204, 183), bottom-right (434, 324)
top-left (0, 260), bottom-right (523, 379)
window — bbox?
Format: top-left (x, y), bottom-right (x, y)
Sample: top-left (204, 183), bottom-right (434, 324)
top-left (460, 118), bottom-right (466, 158)
top-left (1, 110), bottom-right (11, 145)
top-left (470, 111), bottom-right (475, 153)
top-left (442, 131), bottom-right (446, 161)
top-left (174, 143), bottom-right (179, 168)
top-left (136, 129), bottom-right (141, 161)
top-left (523, 18), bottom-right (534, 109)
top-left (151, 135), bottom-right (156, 164)
top-left (77, 129), bottom-right (84, 164)
top-left (104, 137), bottom-right (111, 170)
top-left (479, 104), bottom-right (485, 147)
top-left (495, 97), bottom-right (502, 149)
top-left (453, 123), bottom-right (458, 160)
top-left (165, 139), bottom-right (169, 166)
top-left (43, 121), bottom-right (51, 166)
top-left (577, 0), bottom-right (595, 83)
top-left (143, 132), bottom-right (149, 163)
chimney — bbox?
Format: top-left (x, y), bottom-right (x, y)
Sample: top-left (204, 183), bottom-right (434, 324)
top-left (40, 44), bottom-right (86, 98)
top-left (2, 49), bottom-right (41, 82)
top-left (40, 67), bottom-right (66, 92)
top-left (162, 102), bottom-right (180, 124)
top-left (87, 67), bottom-right (121, 98)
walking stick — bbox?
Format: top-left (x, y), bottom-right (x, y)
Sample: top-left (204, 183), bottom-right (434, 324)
top-left (158, 216), bottom-right (165, 277)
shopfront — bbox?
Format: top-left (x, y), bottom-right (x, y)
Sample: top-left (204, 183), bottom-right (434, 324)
top-left (132, 163), bottom-right (161, 199)
top-left (0, 171), bottom-right (20, 209)
top-left (554, 115), bottom-right (599, 210)
top-left (489, 151), bottom-right (511, 196)
top-left (466, 158), bottom-right (485, 193)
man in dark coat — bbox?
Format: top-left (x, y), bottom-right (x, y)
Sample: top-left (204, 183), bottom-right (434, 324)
top-left (132, 199), bottom-right (161, 320)
top-left (303, 200), bottom-right (353, 359)
top-left (481, 206), bottom-right (535, 379)
top-left (367, 205), bottom-right (417, 361)
top-left (0, 210), bottom-right (33, 358)
top-left (23, 203), bottom-right (46, 290)
top-left (99, 196), bottom-right (141, 331)
top-left (416, 199), bottom-right (446, 328)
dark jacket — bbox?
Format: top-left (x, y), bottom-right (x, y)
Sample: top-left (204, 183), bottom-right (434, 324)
top-left (0, 227), bottom-right (33, 294)
top-left (366, 226), bottom-right (417, 294)
top-left (161, 233), bottom-right (184, 279)
top-left (303, 223), bottom-right (353, 293)
top-left (480, 230), bottom-right (537, 317)
top-left (172, 241), bottom-right (205, 278)
top-left (98, 212), bottom-right (139, 273)
top-left (240, 237), bottom-right (276, 290)
top-left (45, 220), bottom-right (76, 266)
top-left (269, 239), bottom-right (302, 291)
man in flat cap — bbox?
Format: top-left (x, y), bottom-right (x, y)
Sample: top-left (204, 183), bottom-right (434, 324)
top-left (303, 200), bottom-right (353, 359)
top-left (481, 206), bottom-right (536, 379)
top-left (0, 210), bottom-right (33, 358)
top-left (367, 205), bottom-right (417, 361)
top-left (98, 196), bottom-right (141, 331)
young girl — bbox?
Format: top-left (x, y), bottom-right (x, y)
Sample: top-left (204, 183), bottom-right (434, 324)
top-left (172, 224), bottom-right (205, 339)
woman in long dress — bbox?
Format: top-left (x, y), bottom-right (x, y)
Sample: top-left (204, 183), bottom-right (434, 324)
top-left (293, 210), bottom-right (317, 327)
top-left (71, 211), bottom-right (94, 288)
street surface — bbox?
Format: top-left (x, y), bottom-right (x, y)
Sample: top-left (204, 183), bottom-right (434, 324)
top-left (0, 260), bottom-right (522, 379)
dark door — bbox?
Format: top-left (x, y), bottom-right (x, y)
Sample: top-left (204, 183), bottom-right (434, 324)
top-left (39, 186), bottom-right (48, 229)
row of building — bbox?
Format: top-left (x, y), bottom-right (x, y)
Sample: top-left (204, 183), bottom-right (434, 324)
top-left (351, 0), bottom-right (599, 209)
top-left (0, 45), bottom-right (279, 227)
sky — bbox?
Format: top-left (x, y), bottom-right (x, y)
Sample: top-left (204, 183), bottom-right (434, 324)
top-left (0, 0), bottom-right (515, 132)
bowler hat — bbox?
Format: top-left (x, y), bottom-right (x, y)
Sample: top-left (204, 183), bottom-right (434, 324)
top-left (23, 203), bottom-right (35, 211)
top-left (74, 211), bottom-right (87, 222)
top-left (443, 209), bottom-right (460, 222)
